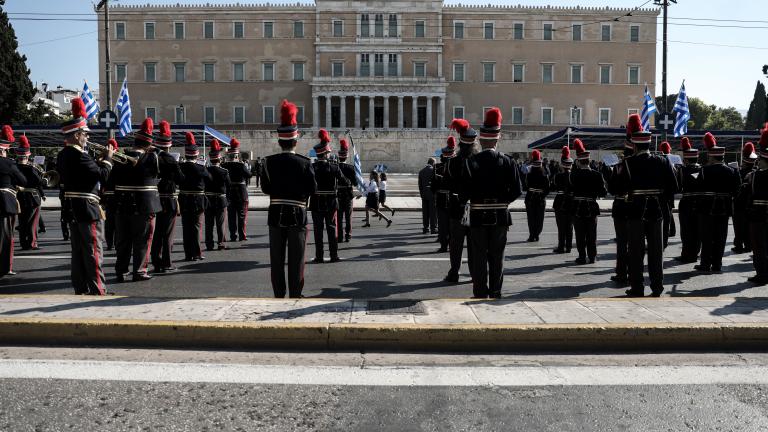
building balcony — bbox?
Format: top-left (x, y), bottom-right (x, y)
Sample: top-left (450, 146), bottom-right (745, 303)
top-left (310, 75), bottom-right (446, 96)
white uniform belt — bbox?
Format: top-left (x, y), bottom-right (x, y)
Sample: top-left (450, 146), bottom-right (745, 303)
top-left (270, 198), bottom-right (306, 208)
top-left (0, 188), bottom-right (18, 197)
top-left (204, 192), bottom-right (226, 197)
top-left (315, 191), bottom-right (336, 195)
top-left (64, 191), bottom-right (100, 202)
top-left (682, 192), bottom-right (702, 197)
top-left (231, 181), bottom-right (246, 185)
top-left (159, 193), bottom-right (179, 198)
top-left (752, 200), bottom-right (768, 206)
top-left (437, 190), bottom-right (450, 194)
top-left (699, 192), bottom-right (732, 198)
top-left (115, 185), bottom-right (158, 192)
top-left (528, 188), bottom-right (545, 193)
top-left (631, 189), bottom-right (663, 195)
top-left (102, 191), bottom-right (115, 196)
top-left (470, 203), bottom-right (508, 210)
top-left (573, 197), bottom-right (596, 201)
top-left (179, 190), bottom-right (205, 196)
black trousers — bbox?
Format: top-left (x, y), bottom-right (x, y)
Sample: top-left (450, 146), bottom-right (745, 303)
top-left (18, 205), bottom-right (40, 249)
top-left (751, 221), bottom-right (768, 279)
top-left (312, 210), bottom-right (338, 260)
top-left (115, 213), bottom-right (155, 276)
top-left (150, 209), bottom-right (176, 270)
top-left (732, 206), bottom-right (751, 251)
top-left (60, 209), bottom-right (70, 240)
top-left (554, 210), bottom-right (573, 251)
top-left (422, 197), bottom-right (437, 231)
top-left (181, 211), bottom-right (204, 260)
top-left (437, 207), bottom-right (450, 250)
top-left (470, 225), bottom-right (508, 298)
top-left (0, 215), bottom-right (14, 277)
top-left (104, 206), bottom-right (116, 249)
top-left (573, 216), bottom-right (597, 260)
top-left (698, 214), bottom-right (729, 269)
top-left (69, 219), bottom-right (107, 295)
top-left (227, 200), bottom-right (248, 241)
top-left (205, 207), bottom-right (227, 250)
top-left (662, 200), bottom-right (676, 248)
top-left (269, 225), bottom-right (307, 298)
top-left (336, 199), bottom-right (353, 241)
top-left (678, 201), bottom-right (700, 260)
top-left (627, 217), bottom-right (664, 294)
top-left (525, 198), bottom-right (545, 239)
top-left (613, 217), bottom-right (629, 280)
top-left (447, 218), bottom-right (473, 279)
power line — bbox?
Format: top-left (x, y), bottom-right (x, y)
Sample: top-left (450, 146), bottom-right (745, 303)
top-left (664, 39), bottom-right (768, 50)
top-left (19, 30), bottom-right (98, 47)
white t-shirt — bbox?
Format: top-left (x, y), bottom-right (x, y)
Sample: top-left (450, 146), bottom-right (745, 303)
top-left (363, 180), bottom-right (378, 196)
top-left (379, 180), bottom-right (387, 191)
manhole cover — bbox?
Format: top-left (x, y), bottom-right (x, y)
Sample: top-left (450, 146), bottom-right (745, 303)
top-left (367, 300), bottom-right (427, 315)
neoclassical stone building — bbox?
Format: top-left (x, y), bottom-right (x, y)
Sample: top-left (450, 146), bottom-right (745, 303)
top-left (99, 1), bottom-right (658, 132)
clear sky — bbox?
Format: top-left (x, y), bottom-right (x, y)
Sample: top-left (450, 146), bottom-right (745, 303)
top-left (5, 0), bottom-right (767, 112)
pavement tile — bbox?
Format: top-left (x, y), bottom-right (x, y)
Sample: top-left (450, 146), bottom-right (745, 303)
top-left (578, 303), bottom-right (668, 324)
top-left (469, 300), bottom-right (544, 324)
top-left (524, 300), bottom-right (607, 324)
top-left (694, 305), bottom-right (768, 323)
top-left (223, 300), bottom-right (353, 323)
top-left (413, 300), bottom-right (479, 324)
top-left (349, 300), bottom-right (416, 324)
top-left (632, 304), bottom-right (729, 323)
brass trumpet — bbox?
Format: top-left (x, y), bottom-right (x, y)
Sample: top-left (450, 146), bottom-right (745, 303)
top-left (86, 140), bottom-right (138, 165)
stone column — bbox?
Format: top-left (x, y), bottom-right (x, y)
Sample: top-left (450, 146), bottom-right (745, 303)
top-left (412, 96), bottom-right (418, 129)
top-left (354, 96), bottom-right (361, 129)
top-left (368, 96), bottom-right (375, 129)
top-left (325, 96), bottom-right (332, 129)
top-left (438, 96), bottom-right (446, 129)
top-left (339, 96), bottom-right (346, 130)
top-left (397, 96), bottom-right (404, 129)
top-left (383, 96), bottom-right (390, 129)
top-left (312, 96), bottom-right (319, 129)
top-left (426, 96), bottom-right (433, 129)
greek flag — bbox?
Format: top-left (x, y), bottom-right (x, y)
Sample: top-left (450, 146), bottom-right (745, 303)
top-left (350, 139), bottom-right (365, 194)
top-left (80, 80), bottom-right (99, 120)
top-left (640, 85), bottom-right (656, 131)
top-left (114, 78), bottom-right (132, 137)
top-left (672, 81), bottom-right (690, 138)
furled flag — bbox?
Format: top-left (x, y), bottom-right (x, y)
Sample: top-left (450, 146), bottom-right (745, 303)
top-left (640, 84), bottom-right (657, 131)
top-left (349, 135), bottom-right (365, 194)
top-left (673, 81), bottom-right (690, 138)
top-left (80, 80), bottom-right (100, 120)
top-left (115, 78), bottom-right (132, 137)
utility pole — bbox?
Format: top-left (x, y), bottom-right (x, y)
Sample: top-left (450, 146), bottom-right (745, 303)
top-left (96, 0), bottom-right (112, 137)
top-left (654, 0), bottom-right (675, 142)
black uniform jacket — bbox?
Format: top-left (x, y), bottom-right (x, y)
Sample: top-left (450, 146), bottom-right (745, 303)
top-left (221, 161), bottom-right (251, 205)
top-left (606, 164), bottom-right (629, 220)
top-left (570, 166), bottom-right (607, 218)
top-left (157, 150), bottom-right (184, 214)
top-left (612, 151), bottom-right (677, 221)
top-left (695, 162), bottom-right (741, 217)
top-left (552, 170), bottom-right (573, 213)
top-left (205, 165), bottom-right (231, 211)
top-left (677, 163), bottom-right (703, 214)
top-left (337, 162), bottom-right (358, 204)
top-left (111, 148), bottom-right (162, 215)
top-left (17, 163), bottom-right (43, 210)
top-left (444, 148), bottom-right (476, 219)
top-left (431, 161), bottom-right (451, 209)
top-left (57, 145), bottom-right (112, 222)
top-left (0, 158), bottom-right (26, 216)
top-left (464, 148), bottom-right (522, 227)
top-left (746, 168), bottom-right (768, 222)
top-left (310, 160), bottom-right (347, 212)
top-left (178, 160), bottom-right (212, 214)
top-left (262, 151), bottom-right (316, 228)
top-left (524, 166), bottom-right (550, 203)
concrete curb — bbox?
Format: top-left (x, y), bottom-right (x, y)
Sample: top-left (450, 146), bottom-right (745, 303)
top-left (1, 318), bottom-right (766, 352)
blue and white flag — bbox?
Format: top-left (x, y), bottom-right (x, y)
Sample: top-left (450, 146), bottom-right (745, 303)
top-left (350, 138), bottom-right (365, 194)
top-left (80, 80), bottom-right (99, 120)
top-left (640, 84), bottom-right (656, 131)
top-left (114, 78), bottom-right (132, 137)
top-left (672, 81), bottom-right (690, 138)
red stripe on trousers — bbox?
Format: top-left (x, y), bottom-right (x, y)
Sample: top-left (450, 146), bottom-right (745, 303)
top-left (142, 216), bottom-right (156, 273)
top-left (91, 221), bottom-right (104, 295)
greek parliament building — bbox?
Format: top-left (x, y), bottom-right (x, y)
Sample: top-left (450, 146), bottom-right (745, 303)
top-left (98, 1), bottom-right (658, 170)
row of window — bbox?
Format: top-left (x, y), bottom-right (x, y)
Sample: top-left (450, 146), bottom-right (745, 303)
top-left (456, 63), bottom-right (643, 85)
top-left (145, 104), bottom-right (639, 126)
top-left (115, 61), bottom-right (305, 83)
top-left (116, 19), bottom-right (641, 42)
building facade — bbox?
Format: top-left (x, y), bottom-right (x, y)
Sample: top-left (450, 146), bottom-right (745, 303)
top-left (99, 1), bottom-right (658, 132)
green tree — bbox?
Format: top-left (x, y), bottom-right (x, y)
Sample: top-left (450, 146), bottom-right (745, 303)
top-left (18, 100), bottom-right (63, 125)
top-left (704, 107), bottom-right (745, 130)
top-left (0, 0), bottom-right (35, 124)
top-left (745, 81), bottom-right (767, 130)
top-left (655, 94), bottom-right (712, 130)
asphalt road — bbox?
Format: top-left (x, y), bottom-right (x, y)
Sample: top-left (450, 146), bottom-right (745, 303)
top-left (1, 347), bottom-right (767, 431)
top-left (3, 210), bottom-right (764, 299)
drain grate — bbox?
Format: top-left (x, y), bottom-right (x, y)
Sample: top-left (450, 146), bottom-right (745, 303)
top-left (366, 300), bottom-right (427, 315)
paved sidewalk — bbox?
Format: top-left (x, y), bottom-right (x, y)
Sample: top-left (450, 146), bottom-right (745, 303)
top-left (1, 295), bottom-right (766, 351)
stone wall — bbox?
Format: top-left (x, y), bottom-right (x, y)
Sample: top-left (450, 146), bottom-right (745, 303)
top-left (218, 129), bottom-right (556, 173)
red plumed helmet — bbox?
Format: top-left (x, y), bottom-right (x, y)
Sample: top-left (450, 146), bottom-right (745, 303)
top-left (18, 135), bottom-right (29, 149)
top-left (1, 125), bottom-right (15, 143)
top-left (626, 113), bottom-right (643, 137)
top-left (446, 136), bottom-right (456, 149)
top-left (339, 139), bottom-right (349, 150)
top-left (759, 123), bottom-right (768, 149)
top-left (743, 142), bottom-right (756, 157)
top-left (71, 98), bottom-right (87, 119)
top-left (660, 141), bottom-right (671, 154)
top-left (318, 129), bottom-right (331, 144)
top-left (108, 138), bottom-right (118, 150)
top-left (280, 99), bottom-right (298, 126)
top-left (210, 139), bottom-right (221, 152)
top-left (141, 117), bottom-right (153, 135)
top-left (484, 107), bottom-right (502, 127)
top-left (561, 145), bottom-right (571, 160)
top-left (680, 136), bottom-right (692, 151)
top-left (159, 120), bottom-right (171, 138)
top-left (703, 132), bottom-right (717, 150)
top-left (230, 137), bottom-right (240, 149)
top-left (573, 139), bottom-right (586, 153)
top-left (450, 118), bottom-right (470, 134)
top-left (185, 131), bottom-right (196, 146)
top-left (531, 149), bottom-right (541, 161)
